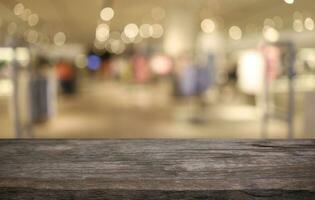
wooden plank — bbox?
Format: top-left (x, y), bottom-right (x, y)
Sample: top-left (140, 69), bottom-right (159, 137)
top-left (0, 140), bottom-right (314, 199)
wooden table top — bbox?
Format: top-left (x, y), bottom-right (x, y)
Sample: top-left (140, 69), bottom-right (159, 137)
top-left (0, 140), bottom-right (314, 199)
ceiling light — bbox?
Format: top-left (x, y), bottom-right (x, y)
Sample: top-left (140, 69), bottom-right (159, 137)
top-left (139, 24), bottom-right (153, 38)
top-left (293, 19), bottom-right (304, 32)
top-left (284, 0), bottom-right (294, 4)
top-left (263, 26), bottom-right (279, 42)
top-left (54, 32), bottom-right (66, 46)
top-left (151, 24), bottom-right (164, 38)
top-left (13, 3), bottom-right (24, 16)
top-left (305, 17), bottom-right (314, 31)
top-left (229, 26), bottom-right (242, 40)
top-left (96, 24), bottom-right (110, 42)
top-left (124, 23), bottom-right (139, 39)
top-left (28, 14), bottom-right (39, 26)
top-left (100, 7), bottom-right (114, 21)
top-left (201, 19), bottom-right (216, 34)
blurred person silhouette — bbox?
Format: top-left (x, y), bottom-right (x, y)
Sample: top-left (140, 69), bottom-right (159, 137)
top-left (56, 60), bottom-right (76, 94)
top-left (173, 53), bottom-right (214, 124)
top-left (30, 56), bottom-right (56, 123)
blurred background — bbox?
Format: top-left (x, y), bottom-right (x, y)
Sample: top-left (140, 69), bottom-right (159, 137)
top-left (0, 0), bottom-right (315, 139)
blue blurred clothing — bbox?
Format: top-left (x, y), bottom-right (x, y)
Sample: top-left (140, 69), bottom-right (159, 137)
top-left (177, 54), bottom-right (216, 97)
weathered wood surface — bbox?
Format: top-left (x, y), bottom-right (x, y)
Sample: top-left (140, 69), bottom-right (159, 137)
top-left (0, 140), bottom-right (314, 199)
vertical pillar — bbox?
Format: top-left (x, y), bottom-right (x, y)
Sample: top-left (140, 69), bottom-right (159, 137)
top-left (163, 6), bottom-right (198, 57)
top-left (12, 50), bottom-right (22, 138)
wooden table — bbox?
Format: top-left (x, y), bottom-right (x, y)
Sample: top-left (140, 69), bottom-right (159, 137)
top-left (0, 140), bottom-right (314, 199)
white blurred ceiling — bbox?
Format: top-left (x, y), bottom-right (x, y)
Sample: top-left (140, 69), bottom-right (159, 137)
top-left (0, 0), bottom-right (314, 46)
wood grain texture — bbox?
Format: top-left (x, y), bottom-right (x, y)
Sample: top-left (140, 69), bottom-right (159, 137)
top-left (0, 140), bottom-right (314, 199)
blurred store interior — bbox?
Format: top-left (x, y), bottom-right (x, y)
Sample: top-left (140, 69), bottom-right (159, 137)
top-left (0, 0), bottom-right (315, 138)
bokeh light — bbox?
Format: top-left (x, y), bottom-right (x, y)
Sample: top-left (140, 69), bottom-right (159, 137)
top-left (151, 24), bottom-right (164, 38)
top-left (28, 14), bottom-right (39, 26)
top-left (87, 55), bottom-right (101, 70)
top-left (100, 7), bottom-right (115, 21)
top-left (54, 32), bottom-right (66, 46)
top-left (96, 23), bottom-right (110, 42)
top-left (263, 26), bottom-right (280, 42)
top-left (305, 17), bottom-right (314, 31)
top-left (124, 23), bottom-right (139, 39)
top-left (229, 26), bottom-right (242, 40)
top-left (13, 3), bottom-right (24, 16)
top-left (201, 19), bottom-right (216, 34)
top-left (140, 24), bottom-right (153, 38)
